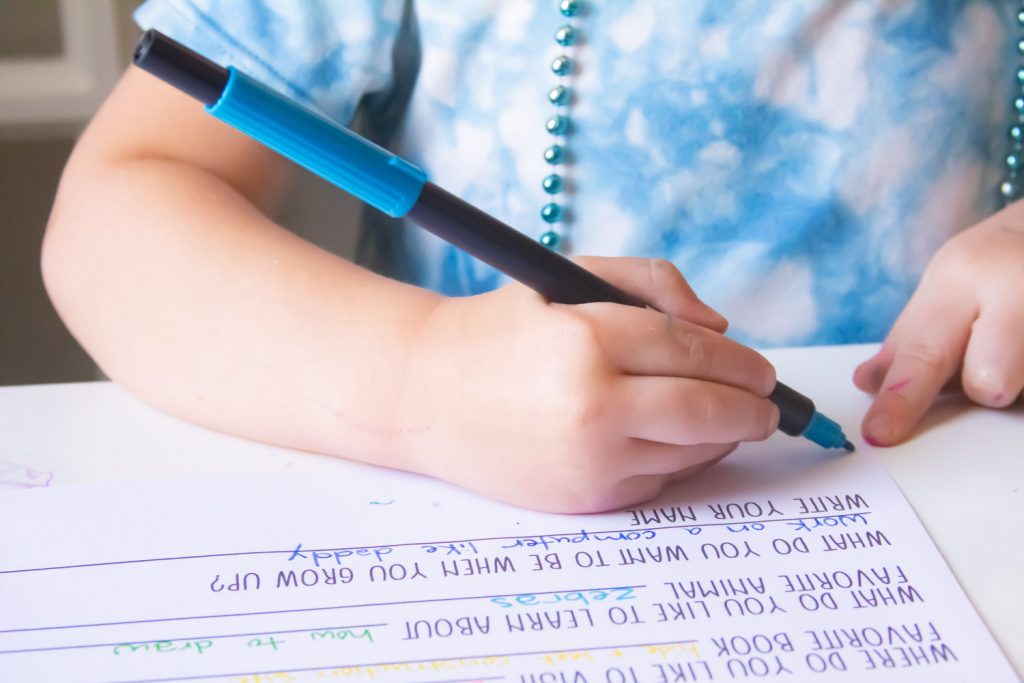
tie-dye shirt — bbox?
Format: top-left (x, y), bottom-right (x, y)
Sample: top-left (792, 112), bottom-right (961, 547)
top-left (135, 0), bottom-right (1017, 347)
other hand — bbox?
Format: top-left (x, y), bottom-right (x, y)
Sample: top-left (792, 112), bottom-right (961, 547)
top-left (854, 207), bottom-right (1024, 445)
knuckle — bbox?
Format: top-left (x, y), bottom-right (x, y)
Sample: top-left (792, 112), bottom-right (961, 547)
top-left (925, 235), bottom-right (990, 289)
top-left (694, 391), bottom-right (721, 430)
top-left (552, 310), bottom-right (602, 354)
top-left (674, 324), bottom-right (711, 369)
top-left (542, 314), bottom-right (608, 376)
top-left (646, 258), bottom-right (681, 289)
top-left (561, 386), bottom-right (614, 439)
top-left (899, 340), bottom-right (951, 374)
top-left (674, 389), bottom-right (726, 438)
top-left (935, 232), bottom-right (983, 268)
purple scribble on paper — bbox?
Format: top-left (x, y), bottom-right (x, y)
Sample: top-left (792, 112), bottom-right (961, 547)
top-left (0, 462), bottom-right (53, 489)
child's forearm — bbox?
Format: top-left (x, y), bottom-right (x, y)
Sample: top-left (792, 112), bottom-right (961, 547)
top-left (41, 71), bottom-right (781, 512)
top-left (43, 155), bottom-right (442, 471)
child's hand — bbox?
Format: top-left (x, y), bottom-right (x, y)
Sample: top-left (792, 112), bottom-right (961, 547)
top-left (854, 208), bottom-right (1024, 445)
top-left (393, 257), bottom-right (779, 513)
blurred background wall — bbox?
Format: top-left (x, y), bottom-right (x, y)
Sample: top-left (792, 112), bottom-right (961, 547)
top-left (0, 0), bottom-right (361, 386)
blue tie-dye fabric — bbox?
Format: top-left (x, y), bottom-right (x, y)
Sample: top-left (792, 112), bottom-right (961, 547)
top-left (135, 0), bottom-right (1016, 347)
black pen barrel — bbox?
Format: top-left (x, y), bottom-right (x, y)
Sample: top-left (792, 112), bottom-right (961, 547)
top-left (133, 29), bottom-right (229, 106)
top-left (408, 182), bottom-right (647, 308)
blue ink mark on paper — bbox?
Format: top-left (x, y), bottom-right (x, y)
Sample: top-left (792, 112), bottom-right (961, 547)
top-left (0, 461), bottom-right (53, 489)
top-left (369, 499), bottom-right (395, 506)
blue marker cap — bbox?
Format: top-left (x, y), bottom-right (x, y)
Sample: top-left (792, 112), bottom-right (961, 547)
top-left (209, 69), bottom-right (427, 217)
top-left (134, 29), bottom-right (426, 217)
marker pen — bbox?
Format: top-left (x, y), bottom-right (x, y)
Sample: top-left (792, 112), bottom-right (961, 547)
top-left (133, 29), bottom-right (854, 453)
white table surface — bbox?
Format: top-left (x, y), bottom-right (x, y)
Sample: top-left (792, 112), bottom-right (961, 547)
top-left (1, 343), bottom-right (1021, 676)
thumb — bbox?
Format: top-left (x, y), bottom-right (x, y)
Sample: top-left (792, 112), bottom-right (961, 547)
top-left (573, 256), bottom-right (728, 333)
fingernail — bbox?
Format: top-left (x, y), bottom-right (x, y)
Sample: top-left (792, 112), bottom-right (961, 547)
top-left (967, 368), bottom-right (1009, 406)
top-left (863, 414), bottom-right (891, 446)
top-left (767, 404), bottom-right (781, 438)
top-left (703, 305), bottom-right (728, 329)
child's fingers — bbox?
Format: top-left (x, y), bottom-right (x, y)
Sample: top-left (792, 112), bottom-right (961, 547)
top-left (861, 311), bottom-right (972, 446)
top-left (961, 303), bottom-right (1024, 407)
top-left (853, 347), bottom-right (893, 394)
top-left (617, 376), bottom-right (779, 445)
top-left (575, 302), bottom-right (775, 395)
top-left (573, 255), bottom-right (728, 332)
top-left (854, 344), bottom-right (965, 395)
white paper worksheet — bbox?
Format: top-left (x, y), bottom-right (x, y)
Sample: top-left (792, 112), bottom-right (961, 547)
top-left (0, 439), bottom-right (1017, 683)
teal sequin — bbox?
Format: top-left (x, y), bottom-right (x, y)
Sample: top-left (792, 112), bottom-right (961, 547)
top-left (551, 55), bottom-right (573, 76)
top-left (541, 203), bottom-right (563, 223)
top-left (548, 85), bottom-right (570, 106)
top-left (559, 0), bottom-right (581, 17)
top-left (542, 174), bottom-right (564, 194)
top-left (544, 145), bottom-right (566, 164)
top-left (546, 115), bottom-right (570, 135)
top-left (540, 230), bottom-right (562, 249)
top-left (555, 25), bottom-right (577, 46)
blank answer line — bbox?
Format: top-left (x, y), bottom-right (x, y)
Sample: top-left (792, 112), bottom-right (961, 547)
top-left (0, 512), bottom-right (872, 575)
top-left (94, 639), bottom-right (699, 683)
top-left (0, 584), bottom-right (645, 635)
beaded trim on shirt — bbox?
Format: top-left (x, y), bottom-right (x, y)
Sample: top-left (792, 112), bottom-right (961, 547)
top-left (1001, 3), bottom-right (1024, 204)
top-left (539, 0), bottom-right (582, 251)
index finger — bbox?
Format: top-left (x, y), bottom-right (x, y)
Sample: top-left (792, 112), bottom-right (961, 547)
top-left (576, 302), bottom-right (776, 396)
top-left (574, 256), bottom-right (729, 332)
top-left (862, 314), bottom-right (972, 446)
